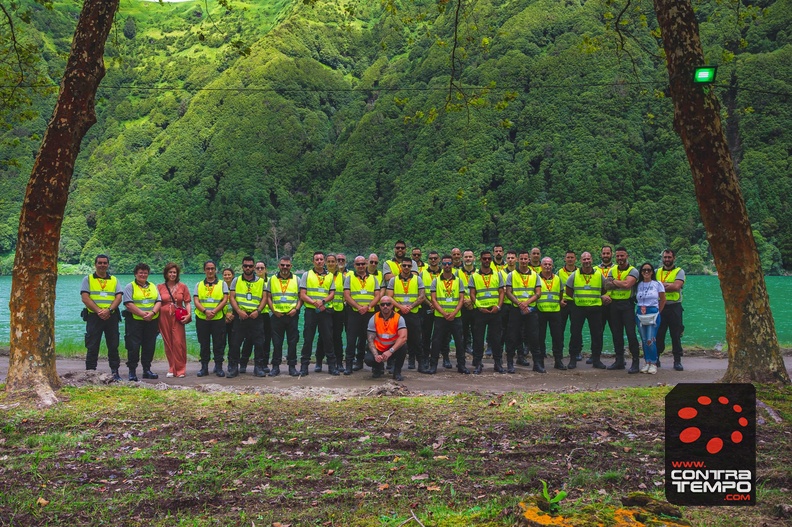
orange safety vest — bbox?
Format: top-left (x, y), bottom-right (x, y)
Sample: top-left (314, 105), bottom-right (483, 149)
top-left (373, 312), bottom-right (401, 352)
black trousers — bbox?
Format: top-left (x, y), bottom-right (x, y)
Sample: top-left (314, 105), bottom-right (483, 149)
top-left (609, 300), bottom-right (640, 360)
top-left (473, 310), bottom-right (502, 365)
top-left (241, 313), bottom-right (270, 365)
top-left (559, 302), bottom-right (572, 357)
top-left (657, 302), bottom-right (684, 358)
top-left (421, 307), bottom-right (436, 359)
top-left (270, 312), bottom-right (300, 366)
top-left (195, 317), bottom-right (226, 364)
top-left (538, 310), bottom-right (565, 360)
top-left (569, 304), bottom-right (603, 360)
top-left (365, 344), bottom-right (406, 374)
top-left (461, 307), bottom-right (474, 352)
top-left (401, 311), bottom-right (424, 363)
top-left (317, 308), bottom-right (345, 363)
top-left (345, 308), bottom-right (373, 363)
top-left (507, 305), bottom-right (540, 359)
top-left (84, 311), bottom-right (121, 371)
top-left (499, 304), bottom-right (510, 354)
top-left (431, 317), bottom-right (466, 367)
top-left (229, 315), bottom-right (265, 367)
top-left (301, 308), bottom-right (334, 365)
top-left (124, 316), bottom-right (159, 371)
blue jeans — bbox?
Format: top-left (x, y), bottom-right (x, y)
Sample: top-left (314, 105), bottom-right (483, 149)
top-left (635, 307), bottom-right (660, 363)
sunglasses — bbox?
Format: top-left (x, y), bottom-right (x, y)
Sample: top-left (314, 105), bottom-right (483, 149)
top-left (441, 262), bottom-right (453, 266)
top-left (369, 261), bottom-right (378, 264)
top-left (380, 302), bottom-right (392, 307)
top-left (355, 263), bottom-right (366, 266)
top-left (242, 264), bottom-right (254, 268)
top-left (279, 264), bottom-right (291, 267)
top-left (395, 246), bottom-right (406, 250)
top-left (428, 256), bottom-right (439, 260)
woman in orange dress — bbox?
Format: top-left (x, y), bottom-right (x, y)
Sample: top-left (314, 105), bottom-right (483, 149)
top-left (158, 263), bottom-right (192, 377)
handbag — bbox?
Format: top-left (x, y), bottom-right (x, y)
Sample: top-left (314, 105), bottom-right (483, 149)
top-left (165, 284), bottom-right (190, 323)
top-left (637, 312), bottom-right (659, 326)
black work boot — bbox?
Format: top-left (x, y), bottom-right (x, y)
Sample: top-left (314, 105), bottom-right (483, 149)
top-left (506, 357), bottom-right (515, 374)
top-left (289, 365), bottom-right (299, 377)
top-left (128, 369), bottom-right (138, 382)
top-left (554, 357), bottom-right (567, 370)
top-left (408, 356), bottom-right (416, 370)
top-left (111, 370), bottom-right (122, 382)
top-left (493, 359), bottom-right (505, 374)
top-left (314, 358), bottom-right (323, 373)
top-left (226, 364), bottom-right (239, 378)
top-left (214, 362), bottom-right (226, 377)
top-left (197, 363), bottom-right (210, 377)
top-left (299, 363), bottom-right (310, 376)
top-left (628, 358), bottom-right (641, 374)
top-left (607, 355), bottom-right (625, 370)
top-left (352, 359), bottom-right (364, 371)
top-left (238, 361), bottom-right (248, 374)
top-left (327, 360), bottom-right (341, 376)
top-left (673, 357), bottom-right (684, 371)
top-left (532, 355), bottom-right (546, 373)
top-left (253, 361), bottom-right (266, 377)
top-left (393, 369), bottom-right (404, 381)
top-left (344, 360), bottom-right (354, 375)
top-left (442, 354), bottom-right (452, 369)
top-left (268, 365), bottom-right (281, 377)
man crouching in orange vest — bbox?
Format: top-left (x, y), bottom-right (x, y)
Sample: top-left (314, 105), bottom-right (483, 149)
top-left (366, 295), bottom-right (408, 380)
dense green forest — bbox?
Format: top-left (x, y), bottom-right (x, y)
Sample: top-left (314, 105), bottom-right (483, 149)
top-left (0, 0), bottom-right (790, 274)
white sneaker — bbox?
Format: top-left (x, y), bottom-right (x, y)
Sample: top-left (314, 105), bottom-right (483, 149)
top-left (166, 372), bottom-right (174, 378)
top-left (640, 362), bottom-right (650, 373)
top-left (647, 364), bottom-right (657, 374)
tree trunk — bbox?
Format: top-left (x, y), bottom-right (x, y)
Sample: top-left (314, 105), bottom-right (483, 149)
top-left (6, 0), bottom-right (120, 404)
top-left (653, 0), bottom-right (789, 384)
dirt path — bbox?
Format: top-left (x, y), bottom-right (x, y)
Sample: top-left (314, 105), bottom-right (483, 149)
top-left (5, 352), bottom-right (789, 396)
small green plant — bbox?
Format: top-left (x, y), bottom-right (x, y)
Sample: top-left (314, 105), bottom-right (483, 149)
top-left (540, 479), bottom-right (568, 513)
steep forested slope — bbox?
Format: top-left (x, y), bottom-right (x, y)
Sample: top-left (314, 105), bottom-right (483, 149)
top-left (1, 0), bottom-right (789, 273)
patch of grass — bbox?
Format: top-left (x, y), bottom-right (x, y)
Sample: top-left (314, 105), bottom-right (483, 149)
top-left (0, 384), bottom-right (789, 525)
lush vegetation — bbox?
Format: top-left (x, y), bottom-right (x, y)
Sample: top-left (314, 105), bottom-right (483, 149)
top-left (1, 0), bottom-right (790, 274)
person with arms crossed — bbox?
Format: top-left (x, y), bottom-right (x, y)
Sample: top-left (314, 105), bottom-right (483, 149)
top-left (81, 254), bottom-right (123, 381)
top-left (267, 256), bottom-right (302, 377)
top-left (193, 260), bottom-right (229, 378)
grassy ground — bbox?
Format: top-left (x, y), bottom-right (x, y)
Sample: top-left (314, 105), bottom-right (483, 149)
top-left (0, 384), bottom-right (789, 526)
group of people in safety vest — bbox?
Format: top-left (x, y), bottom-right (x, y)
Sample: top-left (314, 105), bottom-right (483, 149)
top-left (80, 242), bottom-right (686, 382)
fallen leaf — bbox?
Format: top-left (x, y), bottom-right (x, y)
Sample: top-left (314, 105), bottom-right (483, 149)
top-left (327, 469), bottom-right (335, 475)
top-left (241, 437), bottom-right (258, 445)
top-left (638, 483), bottom-right (647, 489)
top-left (488, 400), bottom-right (500, 407)
top-left (505, 469), bottom-right (515, 476)
top-left (508, 399), bottom-right (518, 407)
top-left (426, 485), bottom-right (441, 491)
top-left (378, 483), bottom-right (389, 491)
top-left (411, 474), bottom-right (429, 481)
top-left (433, 455), bottom-right (449, 460)
top-left (623, 447), bottom-right (632, 452)
top-left (36, 497), bottom-right (49, 507)
top-left (358, 436), bottom-right (370, 442)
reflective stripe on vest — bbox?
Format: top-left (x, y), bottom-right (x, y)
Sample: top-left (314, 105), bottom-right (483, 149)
top-left (608, 266), bottom-right (636, 301)
top-left (537, 274), bottom-right (562, 312)
top-left (234, 276), bottom-right (265, 313)
top-left (558, 267), bottom-right (577, 301)
top-left (434, 276), bottom-right (462, 318)
top-left (392, 275), bottom-right (420, 313)
top-left (269, 274), bottom-right (300, 313)
top-left (374, 312), bottom-right (401, 351)
top-left (656, 267), bottom-right (682, 302)
top-left (87, 275), bottom-right (118, 313)
top-left (509, 271), bottom-right (539, 307)
top-left (195, 280), bottom-right (225, 320)
top-left (472, 272), bottom-right (501, 308)
top-left (131, 282), bottom-right (159, 321)
top-left (304, 270), bottom-right (332, 310)
top-left (572, 270), bottom-right (603, 307)
top-left (348, 274), bottom-right (377, 305)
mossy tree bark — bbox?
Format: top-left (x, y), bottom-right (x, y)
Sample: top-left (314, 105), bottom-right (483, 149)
top-left (6, 0), bottom-right (120, 404)
top-left (653, 0), bottom-right (789, 384)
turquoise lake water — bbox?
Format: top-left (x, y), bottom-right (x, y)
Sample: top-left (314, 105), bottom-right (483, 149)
top-left (0, 274), bottom-right (790, 349)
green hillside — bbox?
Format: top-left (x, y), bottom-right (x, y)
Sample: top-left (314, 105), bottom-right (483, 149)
top-left (1, 0), bottom-right (790, 273)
